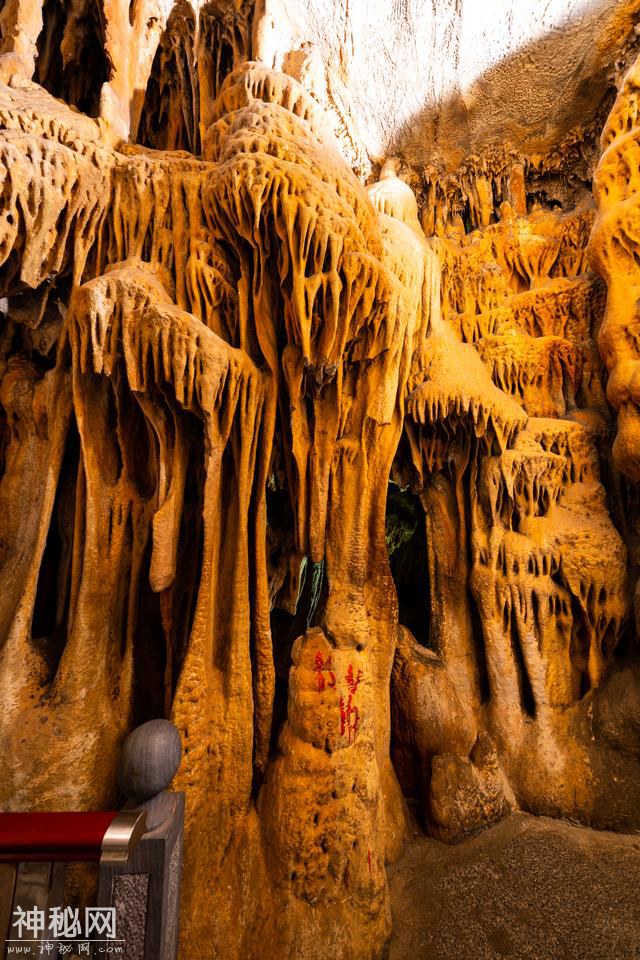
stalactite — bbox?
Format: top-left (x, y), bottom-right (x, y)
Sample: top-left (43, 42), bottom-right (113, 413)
top-left (0, 92), bottom-right (111, 288)
top-left (392, 131), bottom-right (635, 837)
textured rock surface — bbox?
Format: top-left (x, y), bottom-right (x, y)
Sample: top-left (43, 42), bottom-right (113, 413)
top-left (254, 0), bottom-right (640, 171)
top-left (1, 2), bottom-right (640, 960)
top-left (388, 811), bottom-right (640, 960)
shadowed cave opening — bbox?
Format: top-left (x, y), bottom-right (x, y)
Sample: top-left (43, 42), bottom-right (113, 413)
top-left (166, 425), bottom-right (206, 701)
top-left (30, 379), bottom-right (208, 725)
top-left (137, 3), bottom-right (199, 154)
top-left (198, 4), bottom-right (236, 100)
top-left (386, 483), bottom-right (430, 649)
top-left (506, 606), bottom-right (537, 718)
top-left (137, 4), bottom-right (239, 154)
top-left (266, 482), bottom-right (329, 755)
top-left (136, 410), bottom-right (206, 724)
top-left (35, 0), bottom-right (109, 116)
top-left (31, 414), bottom-right (79, 676)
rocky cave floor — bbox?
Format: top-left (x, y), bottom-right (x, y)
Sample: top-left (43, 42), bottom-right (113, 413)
top-left (388, 811), bottom-right (640, 960)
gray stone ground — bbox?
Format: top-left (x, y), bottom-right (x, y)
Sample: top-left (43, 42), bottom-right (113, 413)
top-left (388, 812), bottom-right (640, 960)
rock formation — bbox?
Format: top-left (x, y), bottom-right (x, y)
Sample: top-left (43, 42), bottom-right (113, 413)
top-left (1, 2), bottom-right (640, 959)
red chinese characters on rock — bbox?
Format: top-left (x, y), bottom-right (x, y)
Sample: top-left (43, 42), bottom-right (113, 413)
top-left (314, 651), bottom-right (336, 693)
top-left (339, 664), bottom-right (364, 744)
top-left (313, 653), bottom-right (364, 744)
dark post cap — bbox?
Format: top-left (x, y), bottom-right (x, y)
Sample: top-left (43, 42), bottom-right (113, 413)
top-left (119, 719), bottom-right (182, 801)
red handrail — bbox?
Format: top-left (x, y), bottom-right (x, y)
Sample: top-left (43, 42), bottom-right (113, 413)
top-left (0, 812), bottom-right (145, 863)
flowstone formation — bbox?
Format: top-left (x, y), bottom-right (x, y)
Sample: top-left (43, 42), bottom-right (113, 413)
top-left (2, 2), bottom-right (640, 959)
top-left (392, 200), bottom-right (637, 839)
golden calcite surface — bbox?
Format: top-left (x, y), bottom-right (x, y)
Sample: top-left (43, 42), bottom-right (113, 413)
top-left (2, 2), bottom-right (640, 959)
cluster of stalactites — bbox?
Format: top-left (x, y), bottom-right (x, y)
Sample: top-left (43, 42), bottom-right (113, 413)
top-left (590, 53), bottom-right (640, 482)
top-left (403, 298), bottom-right (527, 479)
top-left (438, 206), bottom-right (596, 335)
top-left (419, 155), bottom-right (528, 237)
top-left (477, 431), bottom-right (566, 531)
top-left (66, 257), bottom-right (265, 610)
top-left (471, 416), bottom-right (627, 703)
top-left (0, 0), bottom-right (254, 145)
top-left (430, 202), bottom-right (607, 420)
top-left (193, 64), bottom-right (431, 559)
top-left (0, 80), bottom-right (112, 291)
top-left (399, 155), bottom-right (627, 710)
top-left (0, 78), bottom-right (232, 335)
top-left (69, 259), bottom-right (262, 424)
top-left (0, 54), bottom-right (428, 571)
top-left (201, 64), bottom-right (405, 371)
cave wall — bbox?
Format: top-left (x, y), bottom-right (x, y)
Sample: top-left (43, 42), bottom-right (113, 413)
top-left (1, 2), bottom-right (640, 959)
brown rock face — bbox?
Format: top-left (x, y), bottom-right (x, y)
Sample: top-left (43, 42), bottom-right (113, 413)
top-left (2, 3), bottom-right (640, 959)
